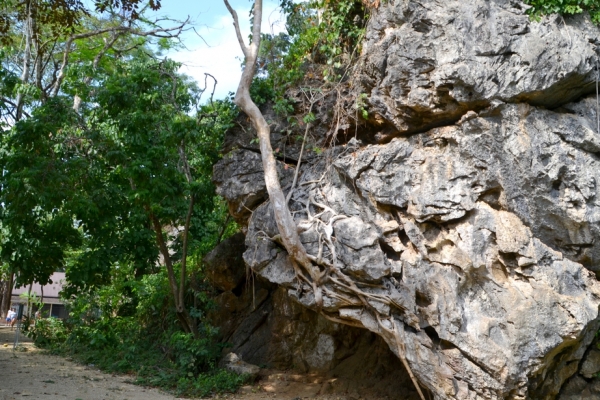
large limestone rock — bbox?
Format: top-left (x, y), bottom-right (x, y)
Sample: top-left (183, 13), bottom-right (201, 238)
top-left (206, 247), bottom-right (424, 399)
top-left (358, 0), bottom-right (600, 137)
top-left (214, 1), bottom-right (600, 399)
top-left (204, 232), bottom-right (247, 292)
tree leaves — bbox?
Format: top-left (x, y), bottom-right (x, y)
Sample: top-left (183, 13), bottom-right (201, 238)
top-left (0, 48), bottom-right (236, 293)
top-left (524, 0), bottom-right (600, 23)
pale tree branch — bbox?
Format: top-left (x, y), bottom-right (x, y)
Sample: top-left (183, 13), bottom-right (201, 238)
top-left (223, 0), bottom-right (250, 58)
top-left (51, 37), bottom-right (75, 98)
top-left (51, 19), bottom-right (190, 98)
top-left (93, 34), bottom-right (120, 69)
top-left (251, 0), bottom-right (262, 52)
top-left (225, 0), bottom-right (324, 308)
top-left (32, 18), bottom-right (44, 99)
top-left (16, 0), bottom-right (33, 121)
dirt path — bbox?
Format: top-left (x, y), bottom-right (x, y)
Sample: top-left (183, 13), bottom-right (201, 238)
top-left (0, 326), bottom-right (181, 400)
top-left (0, 327), bottom-right (390, 400)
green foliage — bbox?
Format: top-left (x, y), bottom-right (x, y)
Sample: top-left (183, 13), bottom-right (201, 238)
top-left (1, 52), bottom-right (237, 290)
top-left (524, 0), bottom-right (600, 23)
top-left (2, 2), bottom-right (245, 396)
top-left (173, 369), bottom-right (247, 398)
top-left (253, 0), bottom-right (370, 119)
top-left (26, 317), bottom-right (67, 347)
top-left (356, 92), bottom-right (369, 120)
top-left (249, 77), bottom-right (276, 106)
top-left (279, 0), bottom-right (368, 79)
top-left (0, 0), bottom-right (88, 46)
top-left (11, 48), bottom-right (242, 394)
top-left (0, 98), bottom-right (85, 286)
top-left (25, 266), bottom-right (246, 397)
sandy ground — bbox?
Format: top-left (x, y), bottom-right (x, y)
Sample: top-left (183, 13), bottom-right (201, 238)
top-left (0, 326), bottom-right (180, 400)
top-left (0, 326), bottom-right (387, 400)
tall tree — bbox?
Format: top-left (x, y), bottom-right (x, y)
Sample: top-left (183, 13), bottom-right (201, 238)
top-left (0, 0), bottom-right (187, 126)
top-left (0, 1), bottom-right (231, 335)
top-left (222, 0), bottom-right (323, 305)
top-left (1, 52), bottom-right (228, 336)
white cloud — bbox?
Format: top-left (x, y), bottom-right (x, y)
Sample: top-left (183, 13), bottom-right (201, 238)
top-left (169, 1), bottom-right (286, 101)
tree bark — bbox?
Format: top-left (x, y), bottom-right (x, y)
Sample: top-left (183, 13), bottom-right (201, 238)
top-left (16, 0), bottom-right (33, 121)
top-left (177, 144), bottom-right (194, 321)
top-left (26, 283), bottom-right (32, 318)
top-left (0, 272), bottom-right (13, 319)
top-left (223, 0), bottom-right (323, 306)
top-left (149, 212), bottom-right (197, 337)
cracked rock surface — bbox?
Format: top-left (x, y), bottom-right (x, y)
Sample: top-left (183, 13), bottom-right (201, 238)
top-left (358, 0), bottom-right (600, 137)
top-left (214, 1), bottom-right (600, 399)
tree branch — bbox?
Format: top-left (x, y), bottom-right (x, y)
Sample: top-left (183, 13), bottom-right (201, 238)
top-left (223, 0), bottom-right (250, 58)
top-left (16, 0), bottom-right (33, 121)
top-left (1, 98), bottom-right (31, 118)
top-left (180, 194), bottom-right (194, 315)
top-left (251, 0), bottom-right (262, 50)
top-left (225, 0), bottom-right (324, 309)
top-left (51, 19), bottom-right (190, 97)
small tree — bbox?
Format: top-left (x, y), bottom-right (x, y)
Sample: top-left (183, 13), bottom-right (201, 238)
top-left (224, 1), bottom-right (426, 398)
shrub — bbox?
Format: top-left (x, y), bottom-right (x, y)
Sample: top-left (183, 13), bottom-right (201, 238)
top-left (23, 267), bottom-right (247, 397)
top-left (524, 0), bottom-right (600, 23)
top-left (26, 317), bottom-right (67, 348)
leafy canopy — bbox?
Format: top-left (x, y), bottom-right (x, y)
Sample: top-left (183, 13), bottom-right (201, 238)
top-left (524, 0), bottom-right (600, 23)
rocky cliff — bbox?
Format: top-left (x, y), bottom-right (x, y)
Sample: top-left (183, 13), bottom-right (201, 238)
top-left (214, 1), bottom-right (600, 399)
top-left (205, 233), bottom-right (425, 398)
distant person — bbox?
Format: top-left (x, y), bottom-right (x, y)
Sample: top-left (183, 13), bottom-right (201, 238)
top-left (10, 314), bottom-right (19, 329)
top-left (6, 308), bottom-right (16, 327)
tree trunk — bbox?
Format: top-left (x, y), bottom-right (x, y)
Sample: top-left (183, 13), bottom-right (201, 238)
top-left (223, 0), bottom-right (322, 306)
top-left (0, 272), bottom-right (13, 318)
top-left (149, 212), bottom-right (197, 337)
top-left (16, 0), bottom-right (33, 121)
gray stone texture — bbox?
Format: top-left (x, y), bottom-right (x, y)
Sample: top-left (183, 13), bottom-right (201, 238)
top-left (203, 232), bottom-right (247, 292)
top-left (357, 0), bottom-right (600, 137)
top-left (207, 261), bottom-right (424, 399)
top-left (213, 1), bottom-right (600, 399)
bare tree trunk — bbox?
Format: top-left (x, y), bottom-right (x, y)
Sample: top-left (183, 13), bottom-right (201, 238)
top-left (0, 272), bottom-right (13, 319)
top-left (26, 283), bottom-right (32, 318)
top-left (223, 3), bottom-right (426, 399)
top-left (16, 0), bottom-right (33, 121)
top-left (223, 0), bottom-right (323, 307)
top-left (149, 213), bottom-right (197, 337)
top-left (177, 144), bottom-right (194, 324)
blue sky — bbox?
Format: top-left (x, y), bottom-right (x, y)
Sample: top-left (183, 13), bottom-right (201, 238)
top-left (146, 0), bottom-right (286, 100)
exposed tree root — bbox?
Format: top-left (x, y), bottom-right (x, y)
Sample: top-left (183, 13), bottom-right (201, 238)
top-left (224, 2), bottom-right (427, 399)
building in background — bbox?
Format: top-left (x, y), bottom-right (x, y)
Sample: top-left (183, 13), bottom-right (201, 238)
top-left (11, 272), bottom-right (67, 319)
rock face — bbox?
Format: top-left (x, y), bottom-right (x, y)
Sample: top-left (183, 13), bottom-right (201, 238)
top-left (220, 352), bottom-right (261, 381)
top-left (358, 0), bottom-right (600, 137)
top-left (204, 232), bottom-right (247, 292)
top-left (206, 241), bottom-right (424, 399)
top-left (214, 1), bottom-right (600, 399)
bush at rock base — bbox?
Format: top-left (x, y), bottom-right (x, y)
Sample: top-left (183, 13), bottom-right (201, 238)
top-left (24, 268), bottom-right (248, 398)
